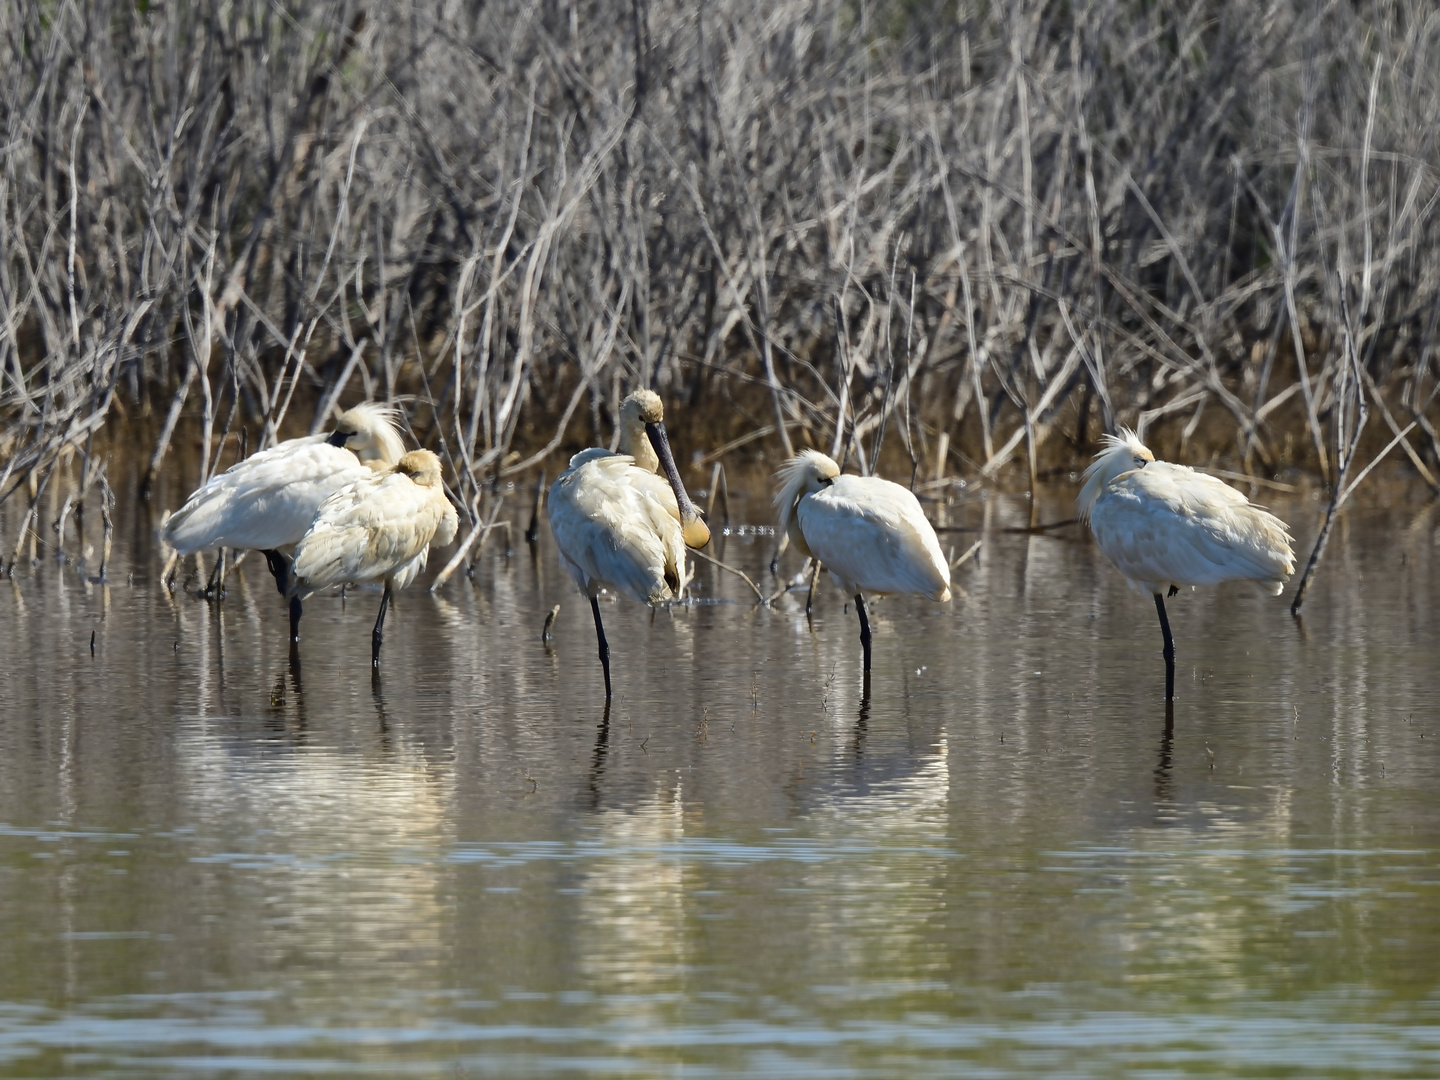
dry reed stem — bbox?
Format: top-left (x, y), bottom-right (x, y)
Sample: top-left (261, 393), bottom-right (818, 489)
top-left (0, 0), bottom-right (1435, 595)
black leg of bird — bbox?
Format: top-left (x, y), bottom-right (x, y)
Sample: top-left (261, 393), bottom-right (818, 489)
top-left (855, 592), bottom-right (873, 674)
top-left (262, 549), bottom-right (303, 643)
top-left (261, 550), bottom-right (291, 597)
top-left (204, 549), bottom-right (227, 599)
top-left (1153, 592), bottom-right (1176, 701)
top-left (371, 585), bottom-right (392, 666)
top-left (590, 596), bottom-right (613, 699)
top-left (805, 560), bottom-right (822, 617)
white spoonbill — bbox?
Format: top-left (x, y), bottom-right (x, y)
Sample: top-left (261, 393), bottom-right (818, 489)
top-left (291, 449), bottom-right (459, 666)
top-left (1078, 428), bottom-right (1295, 700)
top-left (164, 403), bottom-right (406, 641)
top-left (548, 390), bottom-right (710, 698)
top-left (775, 451), bottom-right (950, 676)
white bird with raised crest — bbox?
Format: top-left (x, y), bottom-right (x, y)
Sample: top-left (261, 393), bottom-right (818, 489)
top-left (1078, 428), bottom-right (1295, 700)
top-left (163, 402), bottom-right (406, 641)
top-left (775, 450), bottom-right (950, 679)
top-left (291, 449), bottom-right (458, 666)
top-left (548, 390), bottom-right (710, 698)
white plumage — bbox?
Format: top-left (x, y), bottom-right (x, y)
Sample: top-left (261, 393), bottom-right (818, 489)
top-left (292, 449), bottom-right (459, 666)
top-left (1078, 428), bottom-right (1295, 699)
top-left (162, 402), bottom-right (406, 641)
top-left (547, 390), bottom-right (709, 698)
top-left (551, 452), bottom-right (690, 605)
top-left (164, 403), bottom-right (405, 554)
top-left (775, 450), bottom-right (950, 675)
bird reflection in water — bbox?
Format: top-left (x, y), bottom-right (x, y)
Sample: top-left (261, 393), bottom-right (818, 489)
top-left (852, 685), bottom-right (872, 765)
top-left (1154, 700), bottom-right (1176, 805)
top-left (587, 700), bottom-right (612, 811)
top-left (264, 645), bottom-right (309, 736)
top-left (370, 667), bottom-right (393, 749)
top-left (574, 779), bottom-right (688, 1002)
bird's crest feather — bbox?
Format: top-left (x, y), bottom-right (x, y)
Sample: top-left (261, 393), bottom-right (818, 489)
top-left (1078, 427), bottom-right (1154, 523)
top-left (774, 450), bottom-right (839, 544)
top-left (335, 402), bottom-right (407, 467)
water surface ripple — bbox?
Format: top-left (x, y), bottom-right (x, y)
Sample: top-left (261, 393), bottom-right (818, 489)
top-left (0, 490), bottom-right (1437, 1077)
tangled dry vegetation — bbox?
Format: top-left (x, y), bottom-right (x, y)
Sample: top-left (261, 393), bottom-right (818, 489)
top-left (1, 0), bottom-right (1439, 555)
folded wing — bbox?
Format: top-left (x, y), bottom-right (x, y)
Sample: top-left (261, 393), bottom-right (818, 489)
top-left (164, 439), bottom-right (369, 554)
top-left (548, 454), bottom-right (686, 604)
top-left (798, 476), bottom-right (950, 600)
top-left (1091, 463), bottom-right (1294, 593)
top-left (293, 472), bottom-right (456, 592)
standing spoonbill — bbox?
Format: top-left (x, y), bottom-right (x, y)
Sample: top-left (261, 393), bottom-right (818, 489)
top-left (547, 390), bottom-right (709, 698)
top-left (163, 403), bottom-right (406, 641)
top-left (1078, 428), bottom-right (1295, 700)
top-left (775, 451), bottom-right (950, 677)
top-left (291, 449), bottom-right (459, 666)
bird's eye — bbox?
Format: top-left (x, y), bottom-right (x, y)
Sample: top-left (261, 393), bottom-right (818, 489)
top-left (1134, 456), bottom-right (1147, 468)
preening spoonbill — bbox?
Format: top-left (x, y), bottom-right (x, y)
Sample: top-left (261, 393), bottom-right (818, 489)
top-left (164, 403), bottom-right (405, 641)
top-left (775, 451), bottom-right (951, 676)
top-left (547, 390), bottom-right (709, 698)
top-left (1078, 428), bottom-right (1295, 700)
top-left (291, 449), bottom-right (459, 666)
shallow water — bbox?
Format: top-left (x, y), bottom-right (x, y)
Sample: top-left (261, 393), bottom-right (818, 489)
top-left (1, 480), bottom-right (1439, 1078)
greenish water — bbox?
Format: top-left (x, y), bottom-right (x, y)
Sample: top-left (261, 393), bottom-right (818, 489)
top-left (0, 483), bottom-right (1437, 1077)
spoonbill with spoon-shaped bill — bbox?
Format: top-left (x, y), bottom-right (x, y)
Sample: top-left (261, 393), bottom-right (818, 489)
top-left (547, 390), bottom-right (709, 698)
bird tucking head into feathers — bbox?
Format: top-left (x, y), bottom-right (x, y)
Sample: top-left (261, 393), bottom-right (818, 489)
top-left (392, 449), bottom-right (445, 488)
top-left (1077, 428), bottom-right (1155, 523)
top-left (773, 450), bottom-right (840, 558)
top-left (329, 402), bottom-right (407, 469)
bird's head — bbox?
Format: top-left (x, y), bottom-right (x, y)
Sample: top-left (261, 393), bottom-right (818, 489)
top-left (773, 450), bottom-right (840, 553)
top-left (329, 402), bottom-right (407, 468)
top-left (620, 389), bottom-right (665, 427)
top-left (1077, 427), bottom-right (1154, 522)
top-left (616, 390), bottom-right (666, 473)
top-left (616, 390), bottom-right (708, 548)
top-left (393, 449), bottom-right (444, 488)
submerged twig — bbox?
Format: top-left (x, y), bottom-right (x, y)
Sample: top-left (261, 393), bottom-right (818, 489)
top-left (950, 540), bottom-right (982, 571)
top-left (690, 546), bottom-right (766, 604)
top-left (430, 494), bottom-right (504, 592)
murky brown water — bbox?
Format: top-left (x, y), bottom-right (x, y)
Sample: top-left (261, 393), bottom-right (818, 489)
top-left (1, 473), bottom-right (1439, 1077)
